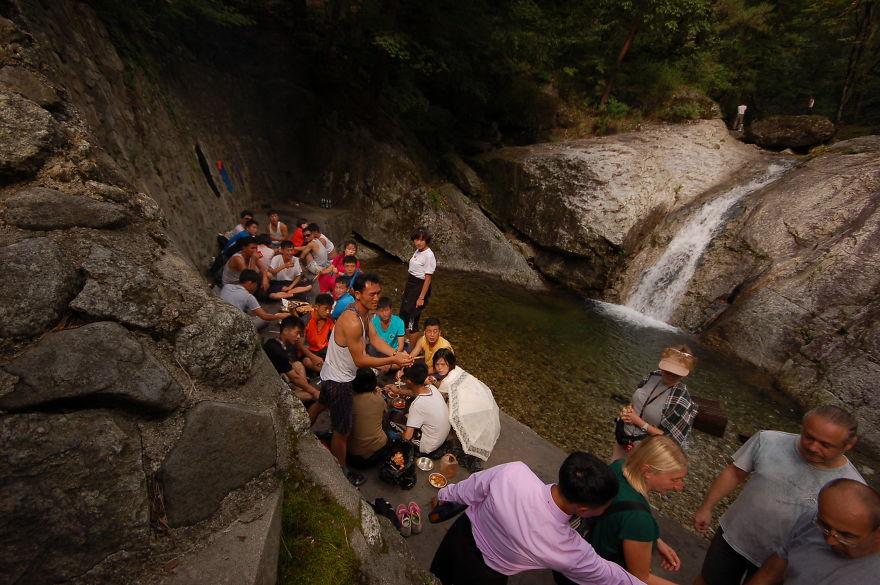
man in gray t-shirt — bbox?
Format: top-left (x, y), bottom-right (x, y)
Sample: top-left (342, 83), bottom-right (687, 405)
top-left (693, 405), bottom-right (864, 585)
top-left (745, 479), bottom-right (880, 585)
top-left (218, 270), bottom-right (286, 330)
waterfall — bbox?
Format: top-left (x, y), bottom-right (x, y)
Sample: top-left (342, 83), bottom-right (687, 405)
top-left (626, 162), bottom-right (793, 322)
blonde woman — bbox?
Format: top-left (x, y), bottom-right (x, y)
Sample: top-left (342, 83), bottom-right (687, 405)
top-left (555, 436), bottom-right (687, 585)
top-left (613, 345), bottom-right (699, 461)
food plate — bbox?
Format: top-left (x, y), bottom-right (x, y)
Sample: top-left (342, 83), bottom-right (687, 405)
top-left (429, 473), bottom-right (448, 488)
top-left (416, 457), bottom-right (434, 472)
top-left (392, 398), bottom-right (407, 410)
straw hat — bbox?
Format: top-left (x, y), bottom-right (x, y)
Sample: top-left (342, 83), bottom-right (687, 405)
top-left (658, 347), bottom-right (695, 377)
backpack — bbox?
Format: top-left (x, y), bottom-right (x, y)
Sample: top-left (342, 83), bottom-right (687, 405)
top-left (378, 441), bottom-right (417, 490)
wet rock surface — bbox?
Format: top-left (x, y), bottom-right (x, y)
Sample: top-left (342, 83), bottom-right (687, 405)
top-left (0, 321), bottom-right (184, 412)
top-left (475, 120), bottom-right (761, 291)
top-left (0, 65), bottom-right (61, 108)
top-left (746, 115), bottom-right (835, 151)
top-left (173, 303), bottom-right (260, 387)
top-left (70, 245), bottom-right (167, 329)
top-left (3, 186), bottom-right (127, 230)
top-left (0, 411), bottom-right (149, 584)
top-left (0, 237), bottom-right (80, 339)
top-left (161, 401), bottom-right (276, 527)
top-left (0, 91), bottom-right (55, 177)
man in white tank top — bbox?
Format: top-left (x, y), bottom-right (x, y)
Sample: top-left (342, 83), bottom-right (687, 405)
top-left (267, 210), bottom-right (288, 243)
top-left (308, 272), bottom-right (414, 486)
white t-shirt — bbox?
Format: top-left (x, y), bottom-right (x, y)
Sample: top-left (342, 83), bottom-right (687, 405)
top-left (257, 245), bottom-right (274, 273)
top-left (737, 104), bottom-right (747, 115)
top-left (219, 284), bottom-right (260, 314)
top-left (408, 247), bottom-right (437, 279)
top-left (407, 388), bottom-right (451, 454)
top-left (270, 254), bottom-right (301, 282)
top-left (719, 431), bottom-right (864, 566)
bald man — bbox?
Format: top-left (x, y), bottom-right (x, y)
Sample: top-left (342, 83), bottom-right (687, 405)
top-left (745, 478), bottom-right (880, 584)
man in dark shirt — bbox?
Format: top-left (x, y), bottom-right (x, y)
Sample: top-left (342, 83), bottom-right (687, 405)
top-left (263, 316), bottom-right (320, 401)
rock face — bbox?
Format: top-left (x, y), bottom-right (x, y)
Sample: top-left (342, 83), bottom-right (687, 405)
top-left (0, 321), bottom-right (184, 412)
top-left (173, 303), bottom-right (260, 387)
top-left (624, 137), bottom-right (880, 452)
top-left (475, 120), bottom-right (761, 292)
top-left (160, 401), bottom-right (277, 527)
top-left (746, 115), bottom-right (835, 151)
top-left (0, 91), bottom-right (55, 177)
top-left (0, 411), bottom-right (150, 584)
top-left (0, 65), bottom-right (61, 108)
top-left (0, 237), bottom-right (80, 338)
top-left (3, 186), bottom-right (128, 230)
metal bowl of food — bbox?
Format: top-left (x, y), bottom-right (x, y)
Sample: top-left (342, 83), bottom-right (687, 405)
top-left (392, 398), bottom-right (407, 410)
top-left (428, 473), bottom-right (448, 488)
top-left (416, 457), bottom-right (434, 472)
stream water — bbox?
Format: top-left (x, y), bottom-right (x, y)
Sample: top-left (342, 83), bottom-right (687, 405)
top-left (366, 256), bottom-right (876, 531)
top-left (626, 161), bottom-right (795, 320)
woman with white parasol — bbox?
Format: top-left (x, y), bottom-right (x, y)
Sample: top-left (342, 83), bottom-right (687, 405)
top-left (428, 348), bottom-right (501, 470)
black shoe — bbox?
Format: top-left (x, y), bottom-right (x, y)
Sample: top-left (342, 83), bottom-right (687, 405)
top-left (346, 470), bottom-right (366, 487)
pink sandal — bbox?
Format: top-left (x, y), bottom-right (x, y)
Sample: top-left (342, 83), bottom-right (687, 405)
top-left (408, 501), bottom-right (422, 534)
top-left (396, 504), bottom-right (411, 537)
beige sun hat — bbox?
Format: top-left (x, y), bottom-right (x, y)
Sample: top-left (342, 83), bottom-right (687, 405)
top-left (657, 346), bottom-right (695, 377)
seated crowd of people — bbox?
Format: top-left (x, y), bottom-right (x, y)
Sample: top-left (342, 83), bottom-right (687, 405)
top-left (214, 209), bottom-right (879, 585)
top-left (215, 210), bottom-right (474, 488)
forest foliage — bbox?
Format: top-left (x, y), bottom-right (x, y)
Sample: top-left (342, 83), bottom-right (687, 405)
top-left (90, 0), bottom-right (879, 147)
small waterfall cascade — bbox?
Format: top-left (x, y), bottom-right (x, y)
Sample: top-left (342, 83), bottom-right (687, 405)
top-left (626, 162), bottom-right (793, 322)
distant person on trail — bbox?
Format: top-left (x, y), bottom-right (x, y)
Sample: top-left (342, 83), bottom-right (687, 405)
top-left (267, 209), bottom-right (288, 244)
top-left (429, 453), bottom-right (647, 585)
top-left (219, 269), bottom-right (287, 330)
top-left (613, 345), bottom-right (698, 461)
top-left (554, 436), bottom-right (686, 585)
top-left (400, 226), bottom-right (436, 347)
top-left (744, 479), bottom-right (880, 585)
top-left (262, 316), bottom-right (320, 402)
top-left (267, 240), bottom-right (312, 300)
top-left (223, 219), bottom-right (259, 254)
top-left (307, 272), bottom-right (413, 487)
top-left (692, 405), bottom-right (864, 585)
top-left (733, 104), bottom-right (747, 131)
top-left (409, 317), bottom-right (452, 374)
top-left (805, 96), bottom-right (815, 115)
top-left (222, 236), bottom-right (261, 285)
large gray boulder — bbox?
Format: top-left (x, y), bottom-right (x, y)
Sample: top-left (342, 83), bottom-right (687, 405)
top-left (70, 245), bottom-right (166, 329)
top-left (474, 120), bottom-right (761, 292)
top-left (160, 401), bottom-right (276, 526)
top-left (746, 115), bottom-right (835, 151)
top-left (0, 91), bottom-right (55, 177)
top-left (0, 411), bottom-right (149, 584)
top-left (3, 186), bottom-right (127, 230)
top-left (173, 302), bottom-right (260, 387)
top-left (625, 136), bottom-right (880, 452)
top-left (0, 237), bottom-right (80, 338)
top-left (0, 65), bottom-right (61, 108)
top-left (0, 321), bottom-right (184, 412)
top-left (355, 182), bottom-right (544, 288)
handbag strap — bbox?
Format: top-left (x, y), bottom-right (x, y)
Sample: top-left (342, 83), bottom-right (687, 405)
top-left (638, 376), bottom-right (668, 418)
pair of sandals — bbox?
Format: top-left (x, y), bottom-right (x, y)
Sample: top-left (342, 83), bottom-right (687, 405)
top-left (396, 502), bottom-right (422, 537)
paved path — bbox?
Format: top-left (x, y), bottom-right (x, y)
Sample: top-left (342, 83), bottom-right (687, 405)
top-left (348, 412), bottom-right (706, 584)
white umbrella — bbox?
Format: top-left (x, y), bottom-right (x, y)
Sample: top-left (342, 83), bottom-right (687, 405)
top-left (443, 367), bottom-right (501, 461)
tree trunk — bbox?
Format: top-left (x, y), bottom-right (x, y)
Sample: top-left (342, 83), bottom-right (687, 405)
top-left (599, 18), bottom-right (641, 108)
top-left (838, 0), bottom-right (877, 123)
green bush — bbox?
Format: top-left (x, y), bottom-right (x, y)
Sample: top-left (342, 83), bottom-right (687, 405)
top-left (657, 101), bottom-right (704, 122)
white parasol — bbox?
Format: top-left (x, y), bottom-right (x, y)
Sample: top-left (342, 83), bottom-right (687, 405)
top-left (443, 367), bottom-right (501, 461)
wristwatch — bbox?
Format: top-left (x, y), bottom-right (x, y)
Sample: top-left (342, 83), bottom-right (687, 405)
top-left (640, 423), bottom-right (649, 433)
